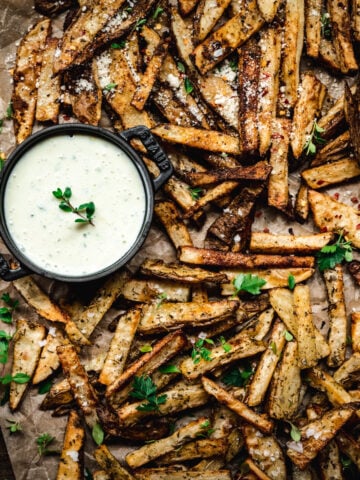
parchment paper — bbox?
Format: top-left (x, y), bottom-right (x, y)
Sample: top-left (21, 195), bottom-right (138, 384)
top-left (0, 2), bottom-right (359, 479)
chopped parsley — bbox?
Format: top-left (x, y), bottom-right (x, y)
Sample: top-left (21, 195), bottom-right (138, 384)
top-left (316, 234), bottom-right (353, 271)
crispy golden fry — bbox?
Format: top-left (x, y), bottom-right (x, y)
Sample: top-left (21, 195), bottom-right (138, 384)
top-left (286, 406), bottom-right (354, 469)
top-left (74, 270), bottom-right (129, 338)
top-left (268, 340), bottom-right (301, 419)
top-left (319, 38), bottom-right (342, 73)
top-left (333, 352), bottom-right (360, 386)
top-left (191, 0), bottom-right (264, 74)
top-left (294, 284), bottom-right (318, 369)
top-left (247, 320), bottom-right (287, 406)
top-left (93, 471), bottom-right (111, 480)
top-left (323, 264), bottom-right (347, 367)
top-left (10, 318), bottom-right (46, 410)
top-left (244, 458), bottom-right (272, 480)
top-left (12, 18), bottom-right (51, 143)
top-left (353, 0), bottom-right (360, 41)
top-left (135, 469), bottom-right (232, 480)
top-left (268, 118), bottom-right (291, 212)
top-left (118, 381), bottom-right (208, 426)
top-left (307, 367), bottom-right (353, 406)
top-left (305, 0), bottom-right (321, 58)
top-left (13, 276), bottom-right (89, 346)
top-left (308, 189), bottom-right (360, 248)
top-left (140, 259), bottom-right (226, 284)
top-left (98, 308), bottom-right (141, 386)
top-left (310, 130), bottom-right (350, 167)
top-left (302, 157), bottom-right (360, 189)
top-left (56, 410), bottom-right (84, 480)
top-left (32, 328), bottom-right (70, 385)
top-left (237, 37), bottom-right (260, 152)
top-left (179, 0), bottom-right (200, 15)
top-left (194, 0), bottom-right (232, 42)
top-left (40, 377), bottom-right (74, 410)
top-left (180, 246), bottom-right (315, 268)
top-left (125, 417), bottom-right (210, 468)
top-left (154, 200), bottom-right (193, 249)
top-left (318, 441), bottom-right (343, 480)
top-left (278, 0), bottom-right (305, 112)
top-left (252, 308), bottom-right (275, 341)
top-left (257, 25), bottom-right (282, 156)
top-left (57, 344), bottom-right (99, 428)
top-left (352, 311), bottom-right (360, 353)
top-left (184, 161), bottom-right (271, 186)
top-left (328, 0), bottom-right (358, 73)
top-left (181, 331), bottom-right (265, 380)
top-left (94, 445), bottom-right (136, 480)
top-left (157, 438), bottom-right (228, 465)
top-left (290, 72), bottom-right (326, 159)
top-left (317, 91), bottom-right (346, 138)
top-left (152, 124), bottom-right (241, 155)
top-left (106, 330), bottom-right (188, 407)
top-left (295, 182), bottom-right (310, 223)
top-left (122, 279), bottom-right (190, 303)
top-left (35, 37), bottom-right (60, 123)
top-left (249, 232), bottom-right (333, 254)
top-left (138, 299), bottom-right (238, 334)
top-left (202, 377), bottom-right (274, 433)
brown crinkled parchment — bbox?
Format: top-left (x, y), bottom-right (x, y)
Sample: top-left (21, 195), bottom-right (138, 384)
top-left (0, 1), bottom-right (359, 479)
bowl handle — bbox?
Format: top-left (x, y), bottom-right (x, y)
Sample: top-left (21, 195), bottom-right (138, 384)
top-left (0, 255), bottom-right (29, 281)
top-left (119, 126), bottom-right (173, 191)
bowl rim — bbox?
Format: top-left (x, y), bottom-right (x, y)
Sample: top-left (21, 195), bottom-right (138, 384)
top-left (0, 124), bottom-right (155, 283)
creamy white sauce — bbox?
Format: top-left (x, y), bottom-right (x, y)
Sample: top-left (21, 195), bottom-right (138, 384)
top-left (4, 134), bottom-right (147, 278)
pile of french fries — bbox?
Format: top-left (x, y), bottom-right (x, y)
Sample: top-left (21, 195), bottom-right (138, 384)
top-left (3, 0), bottom-right (360, 478)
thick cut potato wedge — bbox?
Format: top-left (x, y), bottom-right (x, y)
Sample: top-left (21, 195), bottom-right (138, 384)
top-left (10, 318), bottom-right (46, 410)
top-left (257, 0), bottom-right (282, 21)
top-left (94, 445), bottom-right (136, 480)
top-left (336, 431), bottom-right (360, 470)
top-left (308, 189), bottom-right (360, 248)
top-left (305, 0), bottom-right (322, 58)
top-left (157, 438), bottom-right (228, 464)
top-left (56, 410), bottom-right (84, 480)
top-left (122, 279), bottom-right (190, 303)
top-left (154, 200), bottom-right (193, 249)
top-left (302, 158), bottom-right (360, 189)
top-left (352, 311), bottom-right (360, 353)
top-left (135, 469), bottom-right (232, 480)
top-left (194, 0), bottom-right (232, 42)
top-left (294, 284), bottom-right (318, 369)
top-left (12, 18), bottom-right (51, 144)
top-left (249, 232), bottom-right (333, 254)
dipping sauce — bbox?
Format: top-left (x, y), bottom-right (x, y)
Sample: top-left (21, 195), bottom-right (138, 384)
top-left (4, 134), bottom-right (147, 278)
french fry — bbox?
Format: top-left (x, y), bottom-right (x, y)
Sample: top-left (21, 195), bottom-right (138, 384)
top-left (140, 259), bottom-right (226, 284)
top-left (117, 381), bottom-right (208, 426)
top-left (12, 18), bottom-right (51, 143)
top-left (202, 377), bottom-right (274, 434)
top-left (191, 0), bottom-right (264, 74)
top-left (180, 246), bottom-right (315, 268)
top-left (302, 157), bottom-right (360, 189)
top-left (336, 431), bottom-right (360, 470)
top-left (57, 344), bottom-right (99, 428)
top-left (247, 320), bottom-right (287, 406)
top-left (122, 279), bottom-right (190, 303)
top-left (179, 0), bottom-right (200, 15)
top-left (351, 311), bottom-right (360, 353)
top-left (35, 37), bottom-right (61, 123)
top-left (319, 38), bottom-right (342, 73)
top-left (294, 284), bottom-right (318, 369)
top-left (151, 125), bottom-right (241, 155)
top-left (318, 441), bottom-right (343, 480)
top-left (307, 367), bottom-right (353, 406)
top-left (286, 405), bottom-right (354, 469)
top-left (304, 0), bottom-right (322, 58)
top-left (308, 189), bottom-right (360, 248)
top-left (138, 299), bottom-right (238, 334)
top-left (294, 182), bottom-right (310, 223)
top-left (194, 0), bottom-right (232, 42)
top-left (310, 130), bottom-right (350, 167)
top-left (333, 352), bottom-right (360, 386)
top-left (94, 444), bottom-right (136, 480)
top-left (10, 318), bottom-right (46, 410)
top-left (290, 72), bottom-right (326, 159)
top-left (157, 438), bottom-right (228, 465)
top-left (98, 308), bottom-right (141, 386)
top-left (135, 469), bottom-right (232, 480)
top-left (267, 340), bottom-right (301, 419)
top-left (180, 331), bottom-right (266, 380)
top-left (244, 458), bottom-right (272, 480)
top-left (125, 417), bottom-right (210, 468)
top-left (56, 410), bottom-right (84, 480)
top-left (252, 308), bottom-right (275, 341)
top-left (267, 118), bottom-right (291, 212)
top-left (323, 264), bottom-right (347, 367)
top-left (249, 232), bottom-right (333, 254)
top-left (154, 200), bottom-right (193, 249)
top-left (278, 0), bottom-right (305, 112)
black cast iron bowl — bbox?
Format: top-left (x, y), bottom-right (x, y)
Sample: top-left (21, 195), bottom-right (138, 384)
top-left (0, 124), bottom-right (173, 283)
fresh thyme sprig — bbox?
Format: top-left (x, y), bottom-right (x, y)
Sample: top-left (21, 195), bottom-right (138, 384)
top-left (36, 433), bottom-right (57, 456)
top-left (303, 119), bottom-right (326, 155)
top-left (52, 187), bottom-right (95, 226)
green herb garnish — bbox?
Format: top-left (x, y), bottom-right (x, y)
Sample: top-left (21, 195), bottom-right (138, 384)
top-left (197, 420), bottom-right (214, 438)
top-left (188, 187), bottom-right (203, 200)
top-left (321, 13), bottom-right (332, 39)
top-left (92, 423), bottom-right (104, 445)
top-left (158, 364), bottom-right (181, 374)
top-left (52, 187), bottom-right (95, 226)
top-left (287, 274), bottom-right (296, 290)
top-left (316, 234), bottom-right (353, 271)
top-left (0, 330), bottom-right (12, 364)
top-left (38, 379), bottom-right (53, 394)
top-left (284, 330), bottom-right (294, 342)
top-left (233, 273), bottom-right (266, 295)
top-left (184, 77), bottom-right (194, 94)
top-left (219, 336), bottom-right (231, 353)
top-left (6, 418), bottom-right (22, 433)
top-left (221, 365), bottom-right (254, 387)
top-left (269, 340), bottom-right (277, 355)
top-left (104, 82), bottom-right (117, 91)
top-left (111, 41), bottom-right (126, 49)
top-left (191, 337), bottom-right (214, 364)
top-left (156, 292), bottom-right (167, 308)
top-left (0, 293), bottom-right (18, 324)
top-left (135, 18), bottom-right (147, 31)
top-left (177, 61), bottom-right (186, 73)
top-left (290, 423), bottom-right (301, 442)
top-left (130, 375), bottom-right (167, 412)
top-left (229, 59), bottom-right (238, 72)
top-left (0, 372), bottom-right (30, 384)
top-left (139, 344), bottom-right (153, 353)
top-left (303, 119), bottom-right (326, 155)
top-left (36, 433), bottom-right (56, 456)
top-left (153, 6), bottom-right (164, 19)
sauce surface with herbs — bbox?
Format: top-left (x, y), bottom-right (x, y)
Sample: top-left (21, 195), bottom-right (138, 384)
top-left (4, 133), bottom-right (146, 277)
